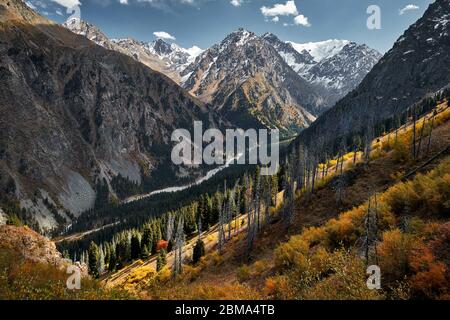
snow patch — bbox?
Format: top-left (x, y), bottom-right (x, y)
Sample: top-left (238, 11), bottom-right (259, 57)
top-left (288, 39), bottom-right (350, 62)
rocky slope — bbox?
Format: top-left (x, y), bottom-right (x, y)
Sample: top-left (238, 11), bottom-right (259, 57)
top-left (181, 29), bottom-right (325, 135)
top-left (0, 0), bottom-right (217, 231)
top-left (263, 33), bottom-right (381, 105)
top-left (145, 39), bottom-right (203, 76)
top-left (0, 224), bottom-right (87, 273)
top-left (63, 19), bottom-right (202, 84)
top-left (298, 0), bottom-right (450, 151)
top-left (63, 19), bottom-right (184, 83)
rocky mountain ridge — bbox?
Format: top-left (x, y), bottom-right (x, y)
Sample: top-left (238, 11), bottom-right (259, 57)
top-left (298, 0), bottom-right (450, 151)
top-left (0, 0), bottom-right (217, 231)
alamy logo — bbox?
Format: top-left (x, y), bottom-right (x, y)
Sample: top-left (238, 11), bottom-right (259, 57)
top-left (66, 265), bottom-right (81, 290)
top-left (171, 122), bottom-right (279, 175)
top-left (366, 265), bottom-right (381, 290)
top-left (367, 5), bottom-right (381, 30)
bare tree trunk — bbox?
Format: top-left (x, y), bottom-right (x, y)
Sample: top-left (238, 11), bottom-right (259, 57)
top-left (311, 158), bottom-right (317, 193)
top-left (426, 116), bottom-right (435, 155)
top-left (416, 118), bottom-right (426, 159)
top-left (322, 155), bottom-right (326, 179)
top-left (412, 108), bottom-right (417, 159)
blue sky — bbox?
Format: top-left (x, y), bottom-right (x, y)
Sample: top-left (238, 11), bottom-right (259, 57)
top-left (27, 0), bottom-right (434, 53)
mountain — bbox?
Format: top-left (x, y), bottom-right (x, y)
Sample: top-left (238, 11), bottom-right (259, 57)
top-left (63, 20), bottom-right (379, 135)
top-left (0, 0), bottom-right (217, 231)
top-left (263, 33), bottom-right (381, 105)
top-left (63, 19), bottom-right (202, 83)
top-left (298, 0), bottom-right (450, 151)
top-left (63, 18), bottom-right (115, 50)
top-left (181, 28), bottom-right (326, 135)
top-left (145, 39), bottom-right (203, 75)
top-left (110, 37), bottom-right (183, 83)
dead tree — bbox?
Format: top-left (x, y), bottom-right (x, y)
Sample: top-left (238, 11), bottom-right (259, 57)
top-left (235, 185), bottom-right (241, 236)
top-left (218, 201), bottom-right (226, 254)
top-left (412, 106), bottom-right (417, 159)
top-left (246, 196), bottom-right (256, 261)
top-left (426, 113), bottom-right (436, 155)
top-left (364, 126), bottom-right (374, 163)
top-left (165, 212), bottom-right (175, 243)
top-left (416, 117), bottom-right (427, 158)
top-left (172, 216), bottom-right (185, 277)
top-left (264, 176), bottom-right (271, 225)
top-left (361, 195), bottom-right (379, 266)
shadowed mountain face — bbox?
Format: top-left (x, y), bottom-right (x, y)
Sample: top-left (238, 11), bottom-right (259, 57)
top-left (298, 0), bottom-right (450, 151)
top-left (0, 0), bottom-right (217, 230)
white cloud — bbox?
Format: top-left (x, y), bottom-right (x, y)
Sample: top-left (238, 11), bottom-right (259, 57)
top-left (260, 1), bottom-right (298, 17)
top-left (119, 0), bottom-right (128, 4)
top-left (184, 45), bottom-right (203, 58)
top-left (25, 1), bottom-right (36, 10)
top-left (399, 4), bottom-right (419, 15)
top-left (272, 16), bottom-right (279, 23)
top-left (293, 14), bottom-right (310, 27)
top-left (153, 31), bottom-right (176, 41)
top-left (50, 0), bottom-right (81, 9)
top-left (230, 0), bottom-right (243, 7)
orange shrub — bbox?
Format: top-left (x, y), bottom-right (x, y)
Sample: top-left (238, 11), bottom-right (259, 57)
top-left (408, 245), bottom-right (448, 299)
top-left (264, 275), bottom-right (293, 299)
top-left (378, 229), bottom-right (418, 285)
top-left (274, 236), bottom-right (309, 270)
top-left (324, 206), bottom-right (365, 248)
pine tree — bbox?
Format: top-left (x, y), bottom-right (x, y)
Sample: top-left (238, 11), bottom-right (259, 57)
top-left (88, 241), bottom-right (99, 278)
top-left (108, 249), bottom-right (117, 272)
top-left (141, 224), bottom-right (153, 257)
top-left (156, 249), bottom-right (167, 272)
top-left (116, 236), bottom-right (130, 269)
top-left (193, 239), bottom-right (205, 264)
top-left (130, 233), bottom-right (141, 260)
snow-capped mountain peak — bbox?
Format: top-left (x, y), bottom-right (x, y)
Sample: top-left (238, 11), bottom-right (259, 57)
top-left (288, 39), bottom-right (351, 62)
top-left (63, 19), bottom-right (202, 83)
top-left (146, 39), bottom-right (204, 72)
top-left (263, 33), bottom-right (381, 104)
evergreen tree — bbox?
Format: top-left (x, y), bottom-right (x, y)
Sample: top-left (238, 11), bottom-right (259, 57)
top-left (116, 236), bottom-right (130, 269)
top-left (193, 239), bottom-right (205, 264)
top-left (156, 249), bottom-right (167, 272)
top-left (141, 224), bottom-right (153, 257)
top-left (108, 249), bottom-right (117, 272)
top-left (88, 241), bottom-right (99, 278)
top-left (130, 233), bottom-right (141, 260)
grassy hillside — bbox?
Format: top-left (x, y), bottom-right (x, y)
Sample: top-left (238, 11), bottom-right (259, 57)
top-left (0, 225), bottom-right (133, 300)
top-left (104, 101), bottom-right (450, 300)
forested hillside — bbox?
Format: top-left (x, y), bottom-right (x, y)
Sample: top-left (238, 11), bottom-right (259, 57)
top-left (62, 96), bottom-right (450, 300)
